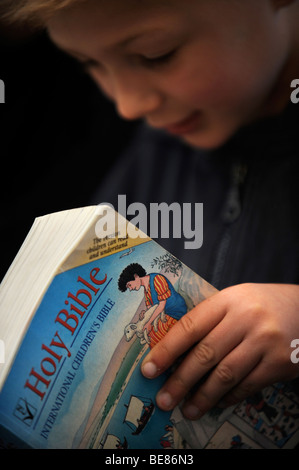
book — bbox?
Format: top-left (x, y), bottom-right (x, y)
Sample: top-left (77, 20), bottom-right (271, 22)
top-left (0, 205), bottom-right (298, 450)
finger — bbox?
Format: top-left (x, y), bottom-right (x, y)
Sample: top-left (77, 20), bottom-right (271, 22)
top-left (141, 294), bottom-right (226, 379)
top-left (221, 358), bottom-right (289, 408)
top-left (154, 313), bottom-right (248, 412)
top-left (181, 340), bottom-right (262, 419)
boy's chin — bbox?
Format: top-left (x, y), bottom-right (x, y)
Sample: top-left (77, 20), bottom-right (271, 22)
top-left (180, 128), bottom-right (237, 150)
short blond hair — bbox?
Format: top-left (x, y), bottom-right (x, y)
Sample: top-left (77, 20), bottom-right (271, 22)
top-left (0, 0), bottom-right (85, 28)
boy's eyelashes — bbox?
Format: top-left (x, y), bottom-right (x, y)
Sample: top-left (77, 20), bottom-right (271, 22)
top-left (142, 49), bottom-right (177, 65)
top-left (79, 49), bottom-right (177, 71)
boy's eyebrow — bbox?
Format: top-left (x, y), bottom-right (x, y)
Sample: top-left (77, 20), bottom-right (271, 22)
top-left (117, 28), bottom-right (166, 47)
top-left (54, 27), bottom-right (171, 61)
top-left (119, 27), bottom-right (179, 50)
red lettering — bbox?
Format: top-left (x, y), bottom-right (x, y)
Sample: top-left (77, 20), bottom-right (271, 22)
top-left (42, 344), bottom-right (62, 362)
top-left (77, 276), bottom-right (99, 295)
top-left (24, 368), bottom-right (50, 400)
top-left (24, 267), bottom-right (108, 402)
top-left (41, 357), bottom-right (57, 376)
top-left (90, 267), bottom-right (107, 286)
top-left (50, 331), bottom-right (71, 357)
top-left (55, 309), bottom-right (79, 335)
top-left (70, 303), bottom-right (85, 316)
top-left (67, 289), bottom-right (92, 310)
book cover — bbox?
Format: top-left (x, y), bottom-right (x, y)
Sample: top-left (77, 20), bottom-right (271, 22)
top-left (0, 206), bottom-right (215, 449)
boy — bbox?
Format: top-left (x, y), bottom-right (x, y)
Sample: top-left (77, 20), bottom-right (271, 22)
top-left (2, 0), bottom-right (299, 423)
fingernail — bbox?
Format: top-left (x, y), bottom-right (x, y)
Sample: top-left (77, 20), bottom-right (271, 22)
top-left (142, 361), bottom-right (157, 378)
top-left (183, 404), bottom-right (202, 420)
top-left (156, 391), bottom-right (174, 410)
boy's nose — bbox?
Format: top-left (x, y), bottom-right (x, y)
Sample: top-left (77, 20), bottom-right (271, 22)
top-left (116, 90), bottom-right (162, 121)
top-left (113, 77), bottom-right (162, 121)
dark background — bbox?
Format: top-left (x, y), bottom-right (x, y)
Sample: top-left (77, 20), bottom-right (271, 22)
top-left (0, 24), bottom-right (138, 281)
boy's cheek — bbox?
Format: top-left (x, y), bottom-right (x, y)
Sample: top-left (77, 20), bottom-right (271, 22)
top-left (168, 64), bottom-right (245, 109)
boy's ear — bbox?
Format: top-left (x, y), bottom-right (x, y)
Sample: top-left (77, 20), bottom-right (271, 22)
top-left (271, 0), bottom-right (296, 9)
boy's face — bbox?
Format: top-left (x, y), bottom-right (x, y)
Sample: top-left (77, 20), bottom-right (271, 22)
top-left (48, 0), bottom-right (290, 149)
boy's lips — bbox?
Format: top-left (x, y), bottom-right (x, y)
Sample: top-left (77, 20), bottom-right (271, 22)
top-left (161, 111), bottom-right (202, 136)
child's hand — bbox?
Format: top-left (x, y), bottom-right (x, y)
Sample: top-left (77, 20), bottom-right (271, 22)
top-left (141, 283), bottom-right (299, 420)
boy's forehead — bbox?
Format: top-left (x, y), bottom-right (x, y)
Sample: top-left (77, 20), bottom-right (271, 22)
top-left (47, 0), bottom-right (182, 50)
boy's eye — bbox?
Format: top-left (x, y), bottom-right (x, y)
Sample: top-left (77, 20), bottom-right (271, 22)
top-left (79, 49), bottom-right (177, 72)
top-left (142, 49), bottom-right (177, 66)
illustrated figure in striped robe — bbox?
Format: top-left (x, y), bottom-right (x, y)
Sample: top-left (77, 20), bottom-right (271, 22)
top-left (118, 263), bottom-right (187, 349)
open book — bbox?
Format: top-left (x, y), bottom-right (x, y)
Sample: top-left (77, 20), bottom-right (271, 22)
top-left (0, 205), bottom-right (298, 449)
